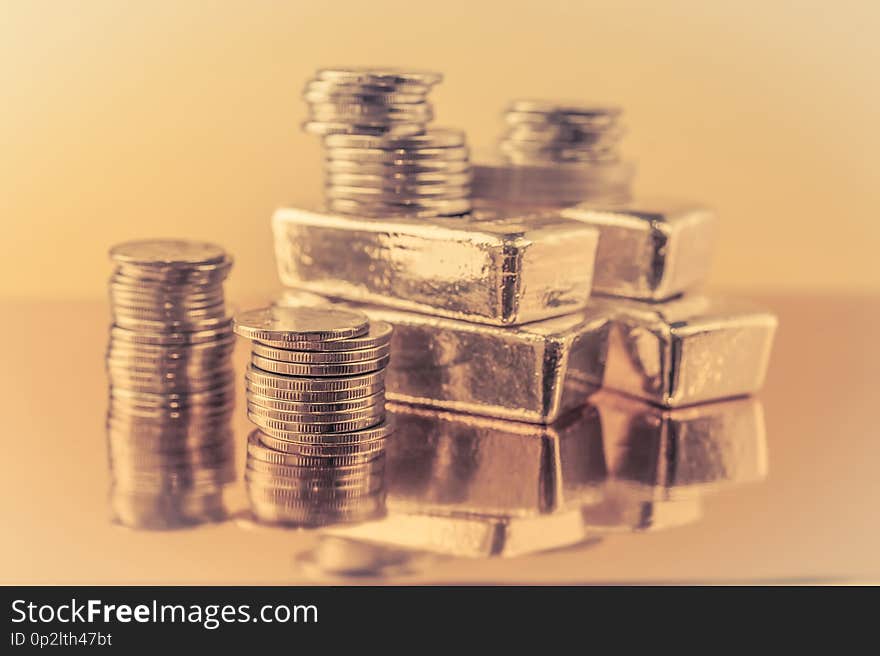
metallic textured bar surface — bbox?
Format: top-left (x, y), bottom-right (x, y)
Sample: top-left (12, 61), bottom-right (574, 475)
top-left (582, 392), bottom-right (767, 531)
top-left (272, 206), bottom-right (599, 326)
top-left (594, 391), bottom-right (768, 493)
top-left (324, 393), bottom-right (765, 554)
top-left (278, 289), bottom-right (611, 424)
top-left (595, 295), bottom-right (778, 407)
top-left (384, 402), bottom-right (607, 517)
top-left (560, 199), bottom-right (717, 300)
top-left (325, 402), bottom-right (607, 557)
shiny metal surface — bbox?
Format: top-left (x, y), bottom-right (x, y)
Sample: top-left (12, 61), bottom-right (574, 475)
top-left (597, 294), bottom-right (777, 407)
top-left (279, 289), bottom-right (609, 423)
top-left (272, 207), bottom-right (599, 326)
top-left (281, 291), bottom-right (775, 420)
top-left (561, 200), bottom-right (718, 300)
top-left (2, 295), bottom-right (878, 583)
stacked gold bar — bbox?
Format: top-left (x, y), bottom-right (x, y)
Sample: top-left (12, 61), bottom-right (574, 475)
top-left (274, 79), bottom-right (777, 424)
top-left (233, 305), bottom-right (391, 527)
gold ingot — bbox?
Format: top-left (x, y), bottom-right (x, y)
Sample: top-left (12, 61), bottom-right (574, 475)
top-left (278, 289), bottom-right (610, 424)
top-left (560, 199), bottom-right (717, 300)
top-left (272, 207), bottom-right (599, 326)
top-left (597, 295), bottom-right (777, 407)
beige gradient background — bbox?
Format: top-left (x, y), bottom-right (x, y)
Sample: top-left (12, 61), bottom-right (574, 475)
top-left (1, 0), bottom-right (878, 301)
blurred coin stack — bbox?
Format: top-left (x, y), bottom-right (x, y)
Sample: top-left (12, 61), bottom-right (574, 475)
top-left (234, 306), bottom-right (392, 527)
top-left (302, 67), bottom-right (472, 218)
top-left (106, 240), bottom-right (235, 529)
top-left (474, 100), bottom-right (636, 208)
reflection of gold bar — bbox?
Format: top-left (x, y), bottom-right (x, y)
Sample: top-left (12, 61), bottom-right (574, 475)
top-left (324, 402), bottom-right (606, 557)
top-left (272, 207), bottom-right (599, 326)
top-left (324, 510), bottom-right (594, 559)
top-left (595, 391), bottom-right (768, 494)
top-left (582, 392), bottom-right (767, 532)
top-left (385, 403), bottom-right (607, 517)
top-left (560, 200), bottom-right (717, 300)
top-left (597, 295), bottom-right (777, 407)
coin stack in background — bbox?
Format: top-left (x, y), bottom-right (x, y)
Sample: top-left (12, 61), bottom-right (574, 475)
top-left (234, 306), bottom-right (393, 527)
top-left (106, 240), bottom-right (235, 529)
top-left (302, 67), bottom-right (472, 218)
top-left (473, 100), bottom-right (635, 208)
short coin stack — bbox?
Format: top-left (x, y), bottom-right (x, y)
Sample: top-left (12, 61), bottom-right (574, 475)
top-left (234, 305), bottom-right (393, 527)
top-left (303, 67), bottom-right (473, 218)
top-left (499, 100), bottom-right (625, 164)
top-left (302, 67), bottom-right (441, 137)
top-left (473, 100), bottom-right (634, 208)
top-left (106, 240), bottom-right (235, 529)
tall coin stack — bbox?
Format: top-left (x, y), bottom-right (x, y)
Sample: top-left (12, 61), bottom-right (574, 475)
top-left (302, 67), bottom-right (472, 218)
top-left (234, 305), bottom-right (393, 527)
top-left (474, 99), bottom-right (634, 208)
top-left (106, 240), bottom-right (235, 529)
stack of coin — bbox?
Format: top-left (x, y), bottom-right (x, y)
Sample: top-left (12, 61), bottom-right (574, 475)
top-left (473, 100), bottom-right (634, 208)
top-left (106, 239), bottom-right (236, 529)
top-left (499, 100), bottom-right (625, 164)
top-left (302, 67), bottom-right (441, 137)
top-left (234, 305), bottom-right (393, 527)
top-left (323, 129), bottom-right (472, 218)
top-left (302, 67), bottom-right (473, 218)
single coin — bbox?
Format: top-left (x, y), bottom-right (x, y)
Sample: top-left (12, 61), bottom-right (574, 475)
top-left (324, 128), bottom-right (464, 151)
top-left (302, 121), bottom-right (426, 137)
top-left (324, 159), bottom-right (472, 175)
top-left (110, 240), bottom-right (227, 268)
top-left (326, 145), bottom-right (468, 163)
top-left (245, 457), bottom-right (385, 481)
top-left (244, 365), bottom-right (385, 391)
top-left (246, 401), bottom-right (383, 426)
top-left (250, 353), bottom-right (389, 377)
top-left (234, 306), bottom-right (369, 343)
top-left (255, 421), bottom-right (393, 449)
top-left (305, 79), bottom-right (432, 95)
top-left (246, 431), bottom-right (386, 467)
top-left (326, 170), bottom-right (471, 186)
top-left (251, 342), bottom-right (389, 364)
top-left (325, 184), bottom-right (469, 200)
top-left (303, 90), bottom-right (427, 106)
top-left (112, 259), bottom-right (233, 284)
top-left (254, 320), bottom-right (392, 352)
top-left (316, 67), bottom-right (442, 86)
top-left (110, 322), bottom-right (234, 347)
top-left (309, 102), bottom-right (432, 121)
top-left (247, 410), bottom-right (384, 435)
top-left (246, 389), bottom-right (384, 414)
top-left (505, 99), bottom-right (622, 117)
top-left (245, 380), bottom-right (384, 404)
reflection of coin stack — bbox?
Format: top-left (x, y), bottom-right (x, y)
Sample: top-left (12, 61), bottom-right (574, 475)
top-left (302, 68), bottom-right (472, 218)
top-left (234, 306), bottom-right (392, 527)
top-left (105, 240), bottom-right (235, 529)
top-left (474, 100), bottom-right (635, 208)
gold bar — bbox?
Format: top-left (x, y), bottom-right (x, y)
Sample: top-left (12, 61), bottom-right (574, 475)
top-left (272, 207), bottom-right (599, 326)
top-left (278, 289), bottom-right (610, 424)
top-left (560, 199), bottom-right (717, 301)
top-left (596, 295), bottom-right (778, 407)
